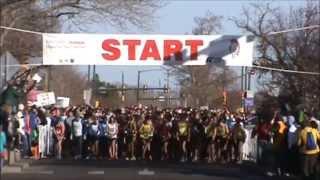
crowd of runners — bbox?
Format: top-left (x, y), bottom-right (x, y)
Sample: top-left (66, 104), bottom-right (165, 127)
top-left (2, 104), bottom-right (248, 163)
top-left (1, 103), bottom-right (320, 179)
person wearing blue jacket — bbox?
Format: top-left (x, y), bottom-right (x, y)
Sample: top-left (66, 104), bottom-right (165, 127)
top-left (88, 115), bottom-right (99, 159)
top-left (82, 116), bottom-right (90, 159)
top-left (98, 117), bottom-right (107, 159)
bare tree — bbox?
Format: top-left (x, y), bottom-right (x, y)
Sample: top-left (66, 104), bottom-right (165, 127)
top-left (231, 1), bottom-right (320, 113)
top-left (0, 0), bottom-right (163, 62)
top-left (1, 0), bottom-right (163, 106)
top-left (172, 11), bottom-right (238, 108)
top-left (48, 66), bottom-right (87, 105)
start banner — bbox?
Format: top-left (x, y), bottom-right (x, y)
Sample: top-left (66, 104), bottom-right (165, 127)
top-left (43, 34), bottom-right (254, 66)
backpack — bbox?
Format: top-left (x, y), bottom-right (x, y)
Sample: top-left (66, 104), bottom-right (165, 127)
top-left (306, 131), bottom-right (317, 150)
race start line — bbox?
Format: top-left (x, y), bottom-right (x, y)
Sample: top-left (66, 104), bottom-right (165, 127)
top-left (43, 34), bottom-right (254, 66)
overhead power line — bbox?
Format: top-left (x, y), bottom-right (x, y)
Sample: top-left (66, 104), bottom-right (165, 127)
top-left (0, 26), bottom-right (43, 35)
top-left (1, 25), bottom-right (320, 76)
top-left (252, 65), bottom-right (320, 76)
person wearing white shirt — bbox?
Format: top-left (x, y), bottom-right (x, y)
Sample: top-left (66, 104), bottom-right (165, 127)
top-left (71, 112), bottom-right (83, 160)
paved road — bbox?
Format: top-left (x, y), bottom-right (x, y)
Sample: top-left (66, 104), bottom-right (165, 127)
top-left (2, 159), bottom-right (298, 180)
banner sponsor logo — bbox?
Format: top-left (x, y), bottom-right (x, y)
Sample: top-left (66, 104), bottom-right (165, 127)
top-left (43, 34), bottom-right (254, 66)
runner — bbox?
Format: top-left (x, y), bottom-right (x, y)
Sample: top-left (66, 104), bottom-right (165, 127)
top-left (176, 114), bottom-right (190, 162)
top-left (159, 114), bottom-right (172, 160)
top-left (139, 116), bottom-right (154, 160)
top-left (206, 115), bottom-right (217, 163)
top-left (97, 113), bottom-right (107, 159)
top-left (125, 115), bottom-right (137, 160)
top-left (232, 121), bottom-right (246, 164)
top-left (190, 112), bottom-right (204, 162)
top-left (53, 110), bottom-right (65, 160)
top-left (88, 114), bottom-right (99, 159)
top-left (107, 115), bottom-right (119, 160)
top-left (214, 118), bottom-right (229, 163)
top-left (71, 111), bottom-right (83, 160)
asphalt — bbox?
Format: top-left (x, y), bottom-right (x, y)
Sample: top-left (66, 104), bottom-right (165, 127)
top-left (1, 159), bottom-right (299, 180)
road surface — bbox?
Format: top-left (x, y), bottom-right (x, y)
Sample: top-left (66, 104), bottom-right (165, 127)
top-left (2, 159), bottom-right (298, 180)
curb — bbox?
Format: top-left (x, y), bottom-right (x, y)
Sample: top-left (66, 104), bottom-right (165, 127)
top-left (2, 166), bottom-right (22, 174)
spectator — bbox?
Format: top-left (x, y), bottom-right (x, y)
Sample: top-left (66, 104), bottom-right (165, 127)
top-left (0, 125), bottom-right (7, 174)
top-left (298, 120), bottom-right (320, 180)
top-left (271, 115), bottom-right (289, 176)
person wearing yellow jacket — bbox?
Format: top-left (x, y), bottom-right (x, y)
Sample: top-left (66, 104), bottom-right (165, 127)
top-left (297, 120), bottom-right (320, 180)
top-left (139, 117), bottom-right (154, 160)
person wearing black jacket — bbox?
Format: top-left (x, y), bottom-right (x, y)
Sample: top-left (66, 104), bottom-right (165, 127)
top-left (190, 113), bottom-right (205, 162)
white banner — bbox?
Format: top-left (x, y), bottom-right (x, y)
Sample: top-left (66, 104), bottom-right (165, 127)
top-left (35, 92), bottom-right (56, 107)
top-left (83, 89), bottom-right (92, 105)
top-left (56, 97), bottom-right (70, 108)
top-left (43, 34), bottom-right (254, 66)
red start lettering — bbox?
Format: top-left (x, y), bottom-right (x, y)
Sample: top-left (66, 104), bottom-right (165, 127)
top-left (101, 39), bottom-right (204, 61)
top-left (102, 39), bottom-right (121, 61)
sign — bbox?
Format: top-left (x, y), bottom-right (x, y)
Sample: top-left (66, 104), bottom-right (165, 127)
top-left (245, 98), bottom-right (254, 108)
top-left (35, 92), bottom-right (56, 107)
top-left (83, 89), bottom-right (92, 105)
top-left (246, 90), bottom-right (254, 98)
top-left (56, 97), bottom-right (70, 108)
top-left (32, 73), bottom-right (42, 83)
top-left (43, 34), bottom-right (254, 66)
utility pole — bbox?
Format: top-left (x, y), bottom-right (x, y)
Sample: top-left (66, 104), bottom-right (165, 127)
top-left (4, 52), bottom-right (7, 83)
top-left (241, 67), bottom-right (244, 109)
top-left (137, 71), bottom-right (141, 104)
top-left (248, 68), bottom-right (251, 91)
top-left (244, 66), bottom-right (248, 91)
top-left (92, 65), bottom-right (96, 81)
top-left (121, 71), bottom-right (125, 103)
top-left (87, 65), bottom-right (91, 83)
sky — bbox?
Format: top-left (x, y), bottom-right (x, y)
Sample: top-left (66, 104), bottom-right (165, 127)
top-left (76, 0), bottom-right (307, 91)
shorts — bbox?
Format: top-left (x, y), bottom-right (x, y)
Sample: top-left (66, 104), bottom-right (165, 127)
top-left (191, 136), bottom-right (201, 149)
top-left (207, 137), bottom-right (214, 144)
top-left (88, 135), bottom-right (98, 144)
top-left (141, 137), bottom-right (152, 143)
top-left (215, 136), bottom-right (227, 148)
top-left (108, 138), bottom-right (117, 144)
top-left (179, 136), bottom-right (188, 142)
top-left (126, 135), bottom-right (136, 144)
top-left (161, 136), bottom-right (170, 142)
